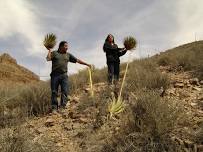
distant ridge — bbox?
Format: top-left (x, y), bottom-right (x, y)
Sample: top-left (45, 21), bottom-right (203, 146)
top-left (0, 53), bottom-right (40, 84)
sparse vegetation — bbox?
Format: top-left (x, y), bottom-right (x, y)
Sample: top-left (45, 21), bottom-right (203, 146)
top-left (1, 40), bottom-right (203, 151)
top-left (156, 41), bottom-right (203, 79)
top-left (126, 59), bottom-right (170, 91)
top-left (0, 82), bottom-right (50, 128)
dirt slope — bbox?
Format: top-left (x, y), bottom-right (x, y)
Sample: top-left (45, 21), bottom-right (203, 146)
top-left (0, 53), bottom-right (39, 84)
top-left (19, 67), bottom-right (203, 152)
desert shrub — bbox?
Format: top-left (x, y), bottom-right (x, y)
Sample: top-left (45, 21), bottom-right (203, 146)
top-left (155, 41), bottom-right (203, 78)
top-left (131, 91), bottom-right (185, 137)
top-left (101, 90), bottom-right (186, 151)
top-left (157, 55), bottom-right (172, 66)
top-left (18, 82), bottom-right (51, 116)
top-left (69, 67), bottom-right (107, 94)
top-left (91, 68), bottom-right (107, 84)
top-left (0, 127), bottom-right (57, 152)
top-left (126, 59), bottom-right (170, 91)
top-left (69, 68), bottom-right (89, 94)
top-left (0, 82), bottom-right (50, 128)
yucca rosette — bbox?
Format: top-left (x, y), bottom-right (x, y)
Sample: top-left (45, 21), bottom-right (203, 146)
top-left (123, 36), bottom-right (137, 50)
top-left (43, 33), bottom-right (57, 49)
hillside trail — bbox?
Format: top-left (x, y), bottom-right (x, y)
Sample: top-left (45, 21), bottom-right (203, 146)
top-left (22, 66), bottom-right (203, 152)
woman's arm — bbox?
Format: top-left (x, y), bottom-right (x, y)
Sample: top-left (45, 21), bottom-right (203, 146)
top-left (118, 48), bottom-right (127, 57)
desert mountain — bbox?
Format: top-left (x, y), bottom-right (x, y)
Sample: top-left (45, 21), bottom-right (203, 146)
top-left (0, 53), bottom-right (39, 84)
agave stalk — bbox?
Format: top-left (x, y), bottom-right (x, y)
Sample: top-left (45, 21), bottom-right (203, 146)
top-left (88, 67), bottom-right (94, 97)
top-left (43, 33), bottom-right (57, 49)
top-left (118, 37), bottom-right (137, 102)
top-left (108, 95), bottom-right (125, 119)
top-left (117, 55), bottom-right (130, 102)
top-left (123, 36), bottom-right (137, 50)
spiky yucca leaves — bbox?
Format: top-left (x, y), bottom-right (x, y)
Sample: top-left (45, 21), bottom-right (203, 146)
top-left (108, 96), bottom-right (125, 119)
top-left (43, 33), bottom-right (57, 49)
top-left (123, 36), bottom-right (137, 50)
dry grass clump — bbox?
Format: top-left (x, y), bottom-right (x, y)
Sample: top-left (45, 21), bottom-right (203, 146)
top-left (43, 33), bottom-right (57, 49)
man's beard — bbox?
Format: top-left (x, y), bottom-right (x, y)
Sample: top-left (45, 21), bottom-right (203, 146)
top-left (60, 49), bottom-right (67, 53)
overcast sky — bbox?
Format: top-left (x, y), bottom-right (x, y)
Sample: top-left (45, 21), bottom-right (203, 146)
top-left (0, 0), bottom-right (203, 80)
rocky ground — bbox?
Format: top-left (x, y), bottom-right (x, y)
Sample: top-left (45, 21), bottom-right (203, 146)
top-left (4, 66), bottom-right (202, 152)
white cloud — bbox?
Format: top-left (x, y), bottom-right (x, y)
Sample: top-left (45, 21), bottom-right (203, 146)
top-left (1, 0), bottom-right (203, 80)
top-left (0, 0), bottom-right (43, 56)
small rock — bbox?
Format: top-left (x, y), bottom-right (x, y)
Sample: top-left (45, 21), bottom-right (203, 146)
top-left (197, 110), bottom-right (203, 114)
top-left (200, 80), bottom-right (203, 85)
top-left (78, 117), bottom-right (89, 123)
top-left (166, 89), bottom-right (176, 96)
top-left (174, 137), bottom-right (184, 146)
top-left (192, 87), bottom-right (202, 91)
top-left (68, 111), bottom-right (79, 119)
top-left (84, 88), bottom-right (90, 93)
top-left (197, 145), bottom-right (203, 151)
top-left (191, 102), bottom-right (198, 107)
top-left (197, 96), bottom-right (203, 100)
top-left (71, 97), bottom-right (80, 103)
top-left (36, 127), bottom-right (46, 134)
top-left (186, 84), bottom-right (192, 88)
top-left (115, 127), bottom-right (120, 131)
top-left (183, 140), bottom-right (194, 148)
top-left (189, 78), bottom-right (199, 85)
top-left (45, 118), bottom-right (55, 127)
top-left (174, 83), bottom-right (184, 88)
top-left (56, 143), bottom-right (63, 147)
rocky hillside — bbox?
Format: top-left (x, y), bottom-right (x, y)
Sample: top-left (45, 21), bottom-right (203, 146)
top-left (0, 41), bottom-right (203, 152)
top-left (5, 68), bottom-right (202, 152)
top-left (0, 53), bottom-right (39, 84)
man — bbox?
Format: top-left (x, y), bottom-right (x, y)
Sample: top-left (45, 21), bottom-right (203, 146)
top-left (46, 41), bottom-right (91, 111)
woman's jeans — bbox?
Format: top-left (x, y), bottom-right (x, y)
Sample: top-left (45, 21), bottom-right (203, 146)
top-left (51, 73), bottom-right (68, 108)
top-left (107, 62), bottom-right (120, 84)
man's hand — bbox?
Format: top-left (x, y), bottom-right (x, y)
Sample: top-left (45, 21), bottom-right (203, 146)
top-left (87, 64), bottom-right (92, 69)
top-left (88, 64), bottom-right (93, 69)
top-left (46, 46), bottom-right (51, 51)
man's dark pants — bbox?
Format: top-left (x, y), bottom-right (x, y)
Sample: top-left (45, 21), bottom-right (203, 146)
top-left (107, 62), bottom-right (120, 84)
top-left (51, 73), bottom-right (68, 109)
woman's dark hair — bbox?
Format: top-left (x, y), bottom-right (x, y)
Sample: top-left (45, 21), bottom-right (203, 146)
top-left (105, 34), bottom-right (115, 43)
top-left (58, 41), bottom-right (68, 49)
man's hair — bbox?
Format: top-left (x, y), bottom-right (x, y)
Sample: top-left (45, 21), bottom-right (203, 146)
top-left (58, 41), bottom-right (68, 48)
top-left (105, 34), bottom-right (115, 43)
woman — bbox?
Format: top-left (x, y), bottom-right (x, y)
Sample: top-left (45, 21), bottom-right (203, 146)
top-left (103, 34), bottom-right (127, 85)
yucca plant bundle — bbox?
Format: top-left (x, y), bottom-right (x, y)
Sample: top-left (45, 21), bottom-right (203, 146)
top-left (123, 36), bottom-right (137, 50)
top-left (108, 96), bottom-right (125, 119)
top-left (43, 33), bottom-right (57, 49)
